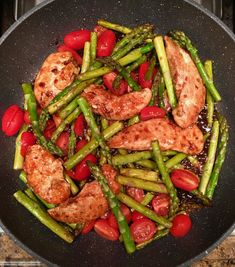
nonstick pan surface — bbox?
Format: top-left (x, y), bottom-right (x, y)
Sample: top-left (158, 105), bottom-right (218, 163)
top-left (0, 0), bottom-right (235, 266)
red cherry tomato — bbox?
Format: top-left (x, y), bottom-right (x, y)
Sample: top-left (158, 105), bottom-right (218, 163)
top-left (94, 25), bottom-right (107, 37)
top-left (103, 72), bottom-right (128, 96)
top-left (66, 170), bottom-right (76, 179)
top-left (130, 218), bottom-right (157, 244)
top-left (97, 30), bottom-right (116, 57)
top-left (152, 194), bottom-right (171, 217)
top-left (24, 111), bottom-right (31, 125)
top-left (132, 210), bottom-right (146, 222)
top-left (82, 220), bottom-right (96, 234)
top-left (76, 139), bottom-right (88, 152)
top-left (107, 204), bottom-right (131, 229)
top-left (20, 132), bottom-right (37, 156)
top-left (126, 187), bottom-right (145, 203)
top-left (94, 219), bottom-right (119, 241)
top-left (140, 106), bottom-right (166, 121)
top-left (57, 44), bottom-right (83, 65)
top-left (170, 214), bottom-right (192, 237)
top-left (138, 62), bottom-right (157, 89)
top-left (64, 29), bottom-right (91, 50)
top-left (55, 132), bottom-right (69, 154)
top-left (74, 114), bottom-right (86, 137)
top-left (74, 154), bottom-right (97, 181)
top-left (171, 169), bottom-right (199, 191)
top-left (2, 105), bottom-right (24, 136)
top-left (43, 119), bottom-right (56, 140)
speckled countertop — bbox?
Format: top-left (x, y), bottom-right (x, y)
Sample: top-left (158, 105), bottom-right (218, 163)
top-left (0, 233), bottom-right (234, 266)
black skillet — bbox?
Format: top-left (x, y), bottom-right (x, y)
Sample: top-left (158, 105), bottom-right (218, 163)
top-left (0, 0), bottom-right (235, 266)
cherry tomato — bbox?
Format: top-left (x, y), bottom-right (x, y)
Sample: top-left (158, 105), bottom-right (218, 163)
top-left (66, 170), bottom-right (76, 179)
top-left (20, 132), bottom-right (37, 156)
top-left (82, 220), bottom-right (96, 234)
top-left (171, 169), bottom-right (199, 191)
top-left (138, 62), bottom-right (157, 89)
top-left (103, 72), bottom-right (128, 96)
top-left (132, 210), bottom-right (146, 222)
top-left (140, 106), bottom-right (166, 121)
top-left (170, 214), bottom-right (192, 237)
top-left (76, 139), bottom-right (88, 152)
top-left (94, 219), bottom-right (119, 241)
top-left (74, 114), bottom-right (86, 137)
top-left (55, 132), bottom-right (69, 154)
top-left (107, 204), bottom-right (131, 229)
top-left (43, 119), bottom-right (56, 140)
top-left (57, 44), bottom-right (83, 65)
top-left (130, 218), bottom-right (157, 244)
top-left (152, 193), bottom-right (171, 217)
top-left (2, 105), bottom-right (24, 136)
top-left (64, 29), bottom-right (91, 50)
top-left (94, 25), bottom-right (107, 37)
top-left (126, 187), bottom-right (145, 203)
top-left (97, 30), bottom-right (116, 57)
top-left (24, 111), bottom-right (31, 125)
top-left (74, 154), bottom-right (97, 181)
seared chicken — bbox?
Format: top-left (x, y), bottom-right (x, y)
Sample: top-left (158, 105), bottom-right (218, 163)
top-left (108, 118), bottom-right (204, 155)
top-left (165, 36), bottom-right (206, 128)
top-left (34, 51), bottom-right (79, 108)
top-left (24, 145), bottom-right (70, 204)
top-left (82, 85), bottom-right (152, 120)
top-left (48, 165), bottom-right (119, 223)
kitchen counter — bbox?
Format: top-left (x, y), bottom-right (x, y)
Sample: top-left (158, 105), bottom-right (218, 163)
top-left (0, 233), bottom-right (234, 266)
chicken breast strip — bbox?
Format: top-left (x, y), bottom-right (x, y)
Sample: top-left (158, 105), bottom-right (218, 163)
top-left (48, 165), bottom-right (119, 223)
top-left (34, 51), bottom-right (79, 109)
top-left (108, 118), bottom-right (204, 155)
top-left (81, 85), bottom-right (152, 120)
top-left (164, 36), bottom-right (206, 128)
top-left (24, 145), bottom-right (70, 204)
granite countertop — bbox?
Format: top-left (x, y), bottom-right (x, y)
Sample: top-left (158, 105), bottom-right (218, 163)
top-left (0, 233), bottom-right (234, 266)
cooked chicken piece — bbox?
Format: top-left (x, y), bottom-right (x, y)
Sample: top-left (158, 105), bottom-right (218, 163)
top-left (24, 145), bottom-right (70, 204)
top-left (108, 118), bottom-right (204, 155)
top-left (81, 85), bottom-right (152, 120)
top-left (164, 36), bottom-right (206, 128)
top-left (48, 181), bottom-right (108, 223)
top-left (34, 51), bottom-right (79, 108)
top-left (101, 164), bottom-right (120, 194)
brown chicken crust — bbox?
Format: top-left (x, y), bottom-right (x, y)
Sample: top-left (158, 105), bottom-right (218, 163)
top-left (108, 118), bottom-right (204, 155)
top-left (165, 36), bottom-right (206, 128)
top-left (48, 165), bottom-right (120, 224)
top-left (24, 145), bottom-right (70, 204)
top-left (81, 85), bottom-right (152, 120)
top-left (34, 51), bottom-right (79, 108)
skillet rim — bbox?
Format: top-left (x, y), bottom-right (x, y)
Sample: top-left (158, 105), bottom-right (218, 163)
top-left (0, 0), bottom-right (234, 266)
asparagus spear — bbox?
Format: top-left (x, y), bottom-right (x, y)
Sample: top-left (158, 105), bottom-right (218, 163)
top-left (199, 120), bottom-right (220, 194)
top-left (206, 117), bottom-right (228, 198)
top-left (24, 188), bottom-right (39, 203)
top-left (112, 151), bottom-right (152, 166)
top-left (165, 153), bottom-right (187, 169)
top-left (88, 163), bottom-right (136, 254)
top-left (59, 97), bottom-right (79, 119)
top-left (169, 31), bottom-right (221, 102)
top-left (13, 124), bottom-right (28, 170)
top-left (22, 83), bottom-right (63, 156)
top-left (128, 115), bottom-right (140, 126)
top-left (90, 32), bottom-right (97, 64)
top-left (98, 19), bottom-right (132, 34)
top-left (117, 192), bottom-right (172, 228)
top-left (117, 175), bottom-right (167, 193)
top-left (64, 173), bottom-right (79, 195)
top-left (77, 97), bottom-right (112, 164)
top-left (149, 72), bottom-right (160, 106)
top-left (64, 121), bottom-right (123, 169)
top-left (120, 168), bottom-right (160, 182)
top-left (152, 141), bottom-right (179, 216)
top-left (51, 107), bottom-right (81, 143)
top-left (204, 60), bottom-right (214, 128)
top-left (126, 54), bottom-right (147, 72)
top-left (141, 192), bottom-right (154, 206)
top-left (14, 191), bottom-right (74, 243)
top-left (19, 171), bottom-right (27, 184)
top-left (136, 159), bottom-right (156, 169)
top-left (68, 123), bottom-right (76, 158)
top-left (158, 75), bottom-right (165, 108)
top-left (81, 41), bottom-right (91, 73)
top-left (118, 149), bottom-right (134, 168)
top-left (191, 190), bottom-right (212, 206)
top-left (145, 54), bottom-right (156, 81)
top-left (154, 36), bottom-right (177, 108)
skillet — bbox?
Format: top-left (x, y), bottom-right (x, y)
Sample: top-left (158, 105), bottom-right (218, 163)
top-left (0, 0), bottom-right (235, 266)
